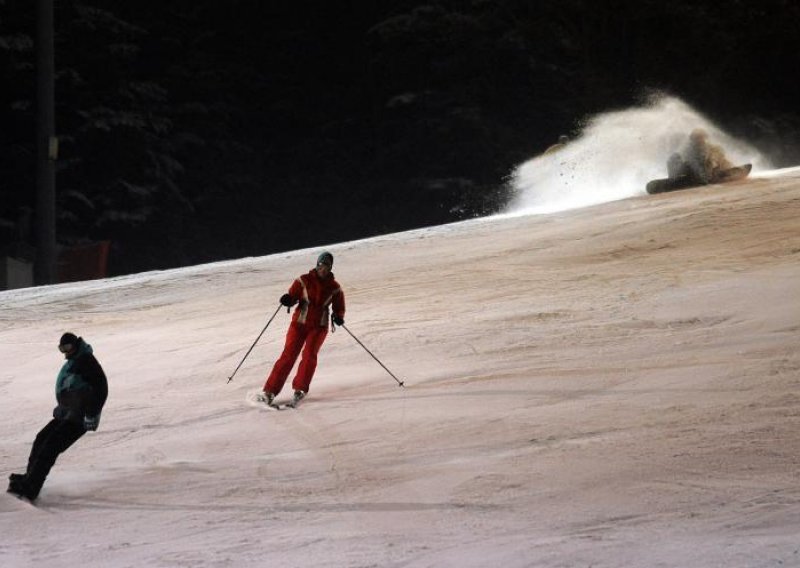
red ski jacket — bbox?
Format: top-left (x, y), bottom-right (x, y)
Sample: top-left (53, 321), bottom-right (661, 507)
top-left (287, 269), bottom-right (345, 329)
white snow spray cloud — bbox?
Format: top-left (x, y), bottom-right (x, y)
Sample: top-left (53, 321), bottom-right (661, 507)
top-left (502, 94), bottom-right (770, 216)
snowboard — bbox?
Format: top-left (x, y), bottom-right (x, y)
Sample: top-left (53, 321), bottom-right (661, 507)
top-left (3, 492), bottom-right (49, 512)
top-left (646, 163), bottom-right (752, 195)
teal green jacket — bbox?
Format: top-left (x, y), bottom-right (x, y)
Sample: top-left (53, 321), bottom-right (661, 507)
top-left (54, 338), bottom-right (108, 424)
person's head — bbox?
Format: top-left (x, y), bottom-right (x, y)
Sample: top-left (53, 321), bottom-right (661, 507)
top-left (316, 251), bottom-right (333, 277)
top-left (558, 134), bottom-right (569, 144)
top-left (58, 332), bottom-right (79, 358)
top-left (689, 128), bottom-right (708, 144)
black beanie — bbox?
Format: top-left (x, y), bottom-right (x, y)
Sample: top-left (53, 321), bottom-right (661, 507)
top-left (317, 251), bottom-right (333, 268)
top-left (59, 332), bottom-right (78, 347)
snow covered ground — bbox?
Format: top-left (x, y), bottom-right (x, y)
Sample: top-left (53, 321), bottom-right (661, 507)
top-left (507, 96), bottom-right (770, 216)
top-left (2, 167), bottom-right (800, 567)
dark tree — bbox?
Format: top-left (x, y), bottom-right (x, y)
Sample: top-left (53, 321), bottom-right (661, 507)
top-left (2, 0), bottom-right (799, 278)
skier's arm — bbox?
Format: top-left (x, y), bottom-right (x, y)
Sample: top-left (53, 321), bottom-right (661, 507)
top-left (75, 355), bottom-right (108, 416)
top-left (288, 278), bottom-right (305, 303)
top-left (280, 278), bottom-right (304, 307)
top-left (332, 288), bottom-right (345, 320)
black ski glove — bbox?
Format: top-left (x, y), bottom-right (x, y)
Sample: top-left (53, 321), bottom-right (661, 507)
top-left (83, 413), bottom-right (100, 431)
top-left (280, 293), bottom-right (296, 307)
top-left (332, 314), bottom-right (344, 327)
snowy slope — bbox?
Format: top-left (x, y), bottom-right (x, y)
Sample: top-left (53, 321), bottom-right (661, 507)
top-left (2, 168), bottom-right (800, 567)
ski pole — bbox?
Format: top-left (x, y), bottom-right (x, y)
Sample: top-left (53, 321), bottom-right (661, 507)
top-left (341, 324), bottom-right (405, 387)
top-left (227, 304), bottom-right (282, 383)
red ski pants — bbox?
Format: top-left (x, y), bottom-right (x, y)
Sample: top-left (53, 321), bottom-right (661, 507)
top-left (263, 322), bottom-right (328, 395)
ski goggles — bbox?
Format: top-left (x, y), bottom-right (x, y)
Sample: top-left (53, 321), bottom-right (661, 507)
top-left (58, 343), bottom-right (75, 354)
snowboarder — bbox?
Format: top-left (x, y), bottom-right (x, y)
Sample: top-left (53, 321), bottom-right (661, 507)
top-left (647, 128), bottom-right (752, 194)
top-left (7, 332), bottom-right (108, 502)
top-left (668, 128), bottom-right (734, 185)
top-left (257, 252), bottom-right (345, 407)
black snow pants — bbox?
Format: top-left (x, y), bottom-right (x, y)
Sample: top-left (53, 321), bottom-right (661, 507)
top-left (25, 418), bottom-right (86, 498)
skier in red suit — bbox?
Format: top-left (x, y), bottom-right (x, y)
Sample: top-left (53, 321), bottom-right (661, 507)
top-left (259, 252), bottom-right (345, 406)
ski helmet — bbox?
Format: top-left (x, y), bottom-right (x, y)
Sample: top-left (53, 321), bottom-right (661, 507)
top-left (59, 332), bottom-right (78, 353)
top-left (317, 251), bottom-right (333, 268)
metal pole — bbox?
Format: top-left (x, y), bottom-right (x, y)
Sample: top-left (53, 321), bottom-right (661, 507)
top-left (341, 324), bottom-right (405, 387)
top-left (227, 304), bottom-right (282, 383)
top-left (35, 0), bottom-right (56, 284)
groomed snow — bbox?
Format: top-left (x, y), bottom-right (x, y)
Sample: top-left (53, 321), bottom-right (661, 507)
top-left (2, 168), bottom-right (799, 567)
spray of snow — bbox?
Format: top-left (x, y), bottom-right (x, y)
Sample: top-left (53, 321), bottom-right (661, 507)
top-left (502, 95), bottom-right (770, 216)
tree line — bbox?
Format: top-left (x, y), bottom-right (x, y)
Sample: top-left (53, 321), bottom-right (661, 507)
top-left (1, 0), bottom-right (798, 276)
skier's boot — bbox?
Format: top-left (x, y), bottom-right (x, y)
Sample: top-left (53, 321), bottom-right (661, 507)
top-left (289, 390), bottom-right (306, 407)
top-left (256, 391), bottom-right (276, 406)
top-left (7, 477), bottom-right (35, 501)
top-left (8, 473), bottom-right (26, 484)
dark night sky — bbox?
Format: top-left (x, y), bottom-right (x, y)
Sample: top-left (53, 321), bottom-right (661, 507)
top-left (2, 0), bottom-right (799, 281)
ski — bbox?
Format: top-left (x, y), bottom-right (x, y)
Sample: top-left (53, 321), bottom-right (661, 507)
top-left (246, 390), bottom-right (282, 411)
top-left (258, 397), bottom-right (283, 411)
top-left (285, 392), bottom-right (306, 409)
top-left (246, 390), bottom-right (305, 410)
top-left (4, 493), bottom-right (49, 513)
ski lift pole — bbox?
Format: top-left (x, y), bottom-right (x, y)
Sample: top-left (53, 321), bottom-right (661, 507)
top-left (227, 304), bottom-right (282, 383)
top-left (341, 324), bottom-right (405, 387)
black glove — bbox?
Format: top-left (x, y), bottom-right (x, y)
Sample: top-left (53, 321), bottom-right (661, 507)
top-left (280, 293), bottom-right (296, 307)
top-left (332, 314), bottom-right (344, 327)
top-left (83, 413), bottom-right (101, 431)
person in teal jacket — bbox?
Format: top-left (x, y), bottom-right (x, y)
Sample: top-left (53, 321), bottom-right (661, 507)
top-left (7, 332), bottom-right (108, 502)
